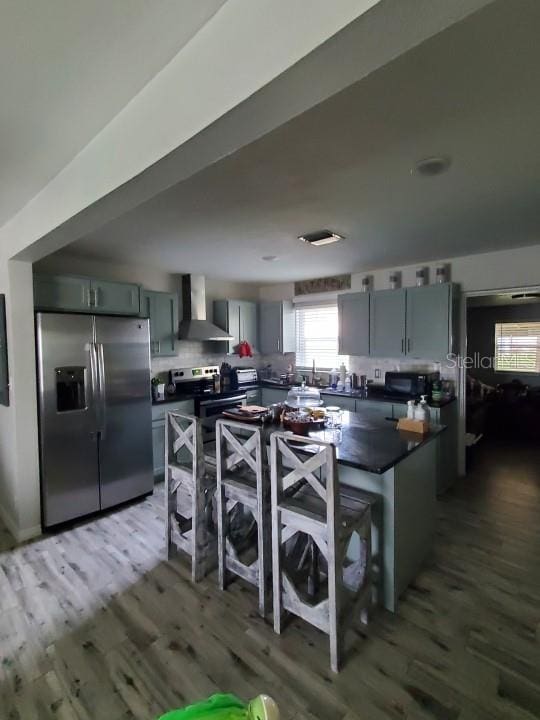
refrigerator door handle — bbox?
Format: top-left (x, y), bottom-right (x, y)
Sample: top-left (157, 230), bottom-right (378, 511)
top-left (89, 342), bottom-right (100, 424)
top-left (97, 342), bottom-right (107, 438)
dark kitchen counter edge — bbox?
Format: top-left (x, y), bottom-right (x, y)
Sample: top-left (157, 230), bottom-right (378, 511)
top-left (153, 382), bottom-right (455, 408)
top-left (260, 381), bottom-right (456, 409)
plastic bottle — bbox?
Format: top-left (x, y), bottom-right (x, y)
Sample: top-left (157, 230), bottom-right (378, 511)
top-left (344, 374), bottom-right (351, 393)
top-left (339, 362), bottom-right (347, 386)
top-left (414, 395), bottom-right (430, 422)
top-left (407, 400), bottom-right (415, 419)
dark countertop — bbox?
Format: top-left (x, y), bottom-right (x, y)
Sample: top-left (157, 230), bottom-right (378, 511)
top-left (260, 409), bottom-right (445, 474)
top-left (261, 380), bottom-right (456, 409)
top-left (153, 381), bottom-right (455, 408)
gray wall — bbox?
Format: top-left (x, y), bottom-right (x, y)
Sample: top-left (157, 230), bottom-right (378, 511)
top-left (467, 302), bottom-right (540, 387)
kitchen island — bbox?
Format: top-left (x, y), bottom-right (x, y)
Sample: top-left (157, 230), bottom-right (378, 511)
top-left (261, 409), bottom-right (445, 612)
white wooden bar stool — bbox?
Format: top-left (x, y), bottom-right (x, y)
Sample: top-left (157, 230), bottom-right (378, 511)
top-left (270, 431), bottom-right (372, 672)
top-left (215, 418), bottom-right (270, 617)
top-left (166, 411), bottom-right (217, 582)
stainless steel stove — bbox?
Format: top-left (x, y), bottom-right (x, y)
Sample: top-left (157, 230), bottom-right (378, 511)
top-left (169, 366), bottom-right (247, 441)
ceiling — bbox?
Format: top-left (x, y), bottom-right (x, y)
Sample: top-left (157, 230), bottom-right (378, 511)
top-left (63, 0), bottom-right (540, 283)
top-left (468, 293), bottom-right (540, 307)
top-left (0, 0), bottom-right (226, 226)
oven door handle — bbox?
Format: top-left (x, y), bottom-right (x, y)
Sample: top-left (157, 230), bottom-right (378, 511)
top-left (199, 394), bottom-right (246, 407)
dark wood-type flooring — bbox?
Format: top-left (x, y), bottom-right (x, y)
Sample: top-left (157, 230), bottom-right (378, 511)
top-left (0, 439), bottom-right (539, 719)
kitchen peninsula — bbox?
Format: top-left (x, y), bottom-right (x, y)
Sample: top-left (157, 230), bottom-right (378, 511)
top-left (261, 408), bottom-right (445, 613)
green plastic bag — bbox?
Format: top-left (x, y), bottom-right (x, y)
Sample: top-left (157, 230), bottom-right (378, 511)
top-left (158, 693), bottom-right (279, 720)
top-left (158, 693), bottom-right (247, 720)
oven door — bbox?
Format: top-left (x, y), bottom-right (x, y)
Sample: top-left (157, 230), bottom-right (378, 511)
top-left (197, 394), bottom-right (247, 443)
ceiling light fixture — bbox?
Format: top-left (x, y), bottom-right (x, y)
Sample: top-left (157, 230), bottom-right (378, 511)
top-left (298, 230), bottom-right (344, 247)
top-left (412, 156), bottom-right (451, 177)
top-left (261, 255), bottom-right (279, 262)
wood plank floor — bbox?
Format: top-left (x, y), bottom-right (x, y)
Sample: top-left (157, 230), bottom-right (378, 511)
top-left (1, 440), bottom-right (539, 720)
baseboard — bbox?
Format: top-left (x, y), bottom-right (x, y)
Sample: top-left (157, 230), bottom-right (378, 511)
top-left (0, 502), bottom-right (41, 543)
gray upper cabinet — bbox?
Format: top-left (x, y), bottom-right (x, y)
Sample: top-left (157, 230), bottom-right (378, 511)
top-left (34, 274), bottom-right (140, 316)
top-left (338, 292), bottom-right (370, 356)
top-left (91, 279), bottom-right (140, 315)
top-left (213, 299), bottom-right (258, 354)
top-left (370, 288), bottom-right (406, 357)
top-left (142, 290), bottom-right (178, 356)
top-left (259, 301), bottom-right (295, 354)
top-left (34, 274), bottom-right (91, 312)
top-left (405, 283), bottom-right (451, 360)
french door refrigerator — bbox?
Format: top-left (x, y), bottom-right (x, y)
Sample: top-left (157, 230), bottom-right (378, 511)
top-left (36, 312), bottom-right (153, 528)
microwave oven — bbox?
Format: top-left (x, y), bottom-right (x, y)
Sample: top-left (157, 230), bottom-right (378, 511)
top-left (384, 371), bottom-right (440, 399)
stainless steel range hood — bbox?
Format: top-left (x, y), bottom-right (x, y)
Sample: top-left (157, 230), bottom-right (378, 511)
top-left (178, 274), bottom-right (234, 342)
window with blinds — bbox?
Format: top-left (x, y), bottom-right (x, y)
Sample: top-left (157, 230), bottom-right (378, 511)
top-left (494, 321), bottom-right (540, 373)
top-left (295, 302), bottom-right (348, 369)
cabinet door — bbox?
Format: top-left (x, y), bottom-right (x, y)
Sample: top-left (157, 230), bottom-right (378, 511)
top-left (34, 274), bottom-right (91, 312)
top-left (239, 301), bottom-right (258, 350)
top-left (261, 387), bottom-right (288, 406)
top-left (259, 302), bottom-right (281, 354)
top-left (321, 394), bottom-right (356, 412)
top-left (369, 289), bottom-right (406, 357)
top-left (152, 292), bottom-right (178, 356)
top-left (406, 284), bottom-right (450, 360)
top-left (338, 292), bottom-right (369, 356)
top-left (92, 279), bottom-right (140, 315)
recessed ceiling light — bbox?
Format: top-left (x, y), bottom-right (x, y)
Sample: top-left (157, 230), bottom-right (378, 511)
top-left (412, 156), bottom-right (451, 177)
top-left (298, 230), bottom-right (344, 246)
top-left (261, 255), bottom-right (279, 262)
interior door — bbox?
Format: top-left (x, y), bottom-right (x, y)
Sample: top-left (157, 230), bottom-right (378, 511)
top-left (36, 313), bottom-right (100, 527)
top-left (370, 289), bottom-right (406, 357)
top-left (95, 316), bottom-right (153, 509)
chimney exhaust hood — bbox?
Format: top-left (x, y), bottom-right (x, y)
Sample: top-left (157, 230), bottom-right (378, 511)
top-left (177, 274), bottom-right (234, 342)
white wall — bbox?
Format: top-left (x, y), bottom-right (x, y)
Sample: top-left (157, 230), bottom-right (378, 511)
top-left (0, 260), bottom-right (41, 541)
top-left (259, 244), bottom-right (540, 300)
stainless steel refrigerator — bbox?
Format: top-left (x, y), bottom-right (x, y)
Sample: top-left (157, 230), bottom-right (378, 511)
top-left (36, 312), bottom-right (154, 528)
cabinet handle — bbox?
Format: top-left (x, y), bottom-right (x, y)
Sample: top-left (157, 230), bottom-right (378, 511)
top-left (407, 338), bottom-right (411, 353)
top-left (401, 338), bottom-right (404, 353)
top-left (157, 341), bottom-right (161, 354)
top-left (277, 337), bottom-right (280, 352)
top-left (87, 289), bottom-right (92, 307)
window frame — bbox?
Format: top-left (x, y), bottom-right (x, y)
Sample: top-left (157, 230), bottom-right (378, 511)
top-left (493, 320), bottom-right (540, 374)
top-left (294, 299), bottom-right (348, 371)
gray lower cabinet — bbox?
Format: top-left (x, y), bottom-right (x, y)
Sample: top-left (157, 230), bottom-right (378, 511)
top-left (369, 288), bottom-right (407, 358)
top-left (338, 292), bottom-right (370, 356)
top-left (405, 283), bottom-right (452, 360)
top-left (142, 290), bottom-right (178, 356)
top-left (245, 387), bottom-right (262, 405)
top-left (213, 299), bottom-right (258, 354)
top-left (321, 393), bottom-right (356, 412)
top-left (431, 402), bottom-right (458, 495)
top-left (34, 274), bottom-right (140, 315)
top-left (151, 400), bottom-right (194, 479)
top-left (34, 274), bottom-right (91, 312)
top-left (261, 387), bottom-right (288, 406)
top-left (258, 301), bottom-right (295, 354)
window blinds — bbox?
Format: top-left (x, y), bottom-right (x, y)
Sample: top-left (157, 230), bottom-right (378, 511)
top-left (295, 301), bottom-right (347, 369)
top-left (494, 321), bottom-right (540, 373)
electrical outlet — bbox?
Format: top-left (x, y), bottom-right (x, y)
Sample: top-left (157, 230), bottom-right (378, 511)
top-left (374, 368), bottom-right (381, 379)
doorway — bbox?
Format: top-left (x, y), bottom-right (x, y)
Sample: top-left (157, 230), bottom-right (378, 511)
top-left (463, 288), bottom-right (540, 473)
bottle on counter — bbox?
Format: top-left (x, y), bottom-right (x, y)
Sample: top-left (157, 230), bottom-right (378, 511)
top-left (414, 395), bottom-right (430, 422)
top-left (339, 362), bottom-right (347, 386)
top-left (407, 399), bottom-right (416, 419)
top-left (344, 374), bottom-right (351, 393)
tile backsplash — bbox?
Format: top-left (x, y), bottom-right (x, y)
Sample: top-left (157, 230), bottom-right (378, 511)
top-left (152, 343), bottom-right (456, 390)
top-left (151, 341), bottom-right (294, 380)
